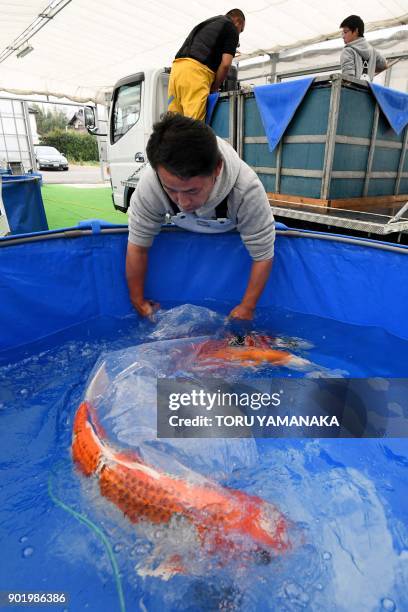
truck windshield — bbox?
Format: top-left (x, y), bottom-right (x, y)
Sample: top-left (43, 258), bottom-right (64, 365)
top-left (111, 82), bottom-right (142, 144)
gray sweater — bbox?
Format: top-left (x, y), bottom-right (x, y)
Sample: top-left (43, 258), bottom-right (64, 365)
top-left (128, 137), bottom-right (275, 261)
top-left (340, 37), bottom-right (386, 81)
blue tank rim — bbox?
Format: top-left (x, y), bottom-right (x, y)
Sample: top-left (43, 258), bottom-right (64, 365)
top-left (0, 219), bottom-right (407, 255)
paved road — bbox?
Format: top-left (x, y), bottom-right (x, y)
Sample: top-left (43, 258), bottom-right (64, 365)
top-left (40, 164), bottom-right (109, 185)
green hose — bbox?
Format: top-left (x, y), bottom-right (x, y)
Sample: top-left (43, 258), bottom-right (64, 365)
top-left (48, 471), bottom-right (126, 612)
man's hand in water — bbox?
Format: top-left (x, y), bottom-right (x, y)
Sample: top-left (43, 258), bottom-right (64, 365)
top-left (228, 303), bottom-right (255, 321)
top-left (126, 244), bottom-right (160, 320)
top-left (134, 298), bottom-right (160, 319)
top-left (230, 260), bottom-right (273, 321)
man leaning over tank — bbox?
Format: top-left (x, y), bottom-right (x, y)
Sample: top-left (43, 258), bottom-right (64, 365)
top-left (168, 9), bottom-right (245, 121)
top-left (340, 15), bottom-right (387, 80)
top-left (126, 113), bottom-right (275, 321)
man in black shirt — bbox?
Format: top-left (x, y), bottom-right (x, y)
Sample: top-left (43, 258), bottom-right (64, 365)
top-left (168, 9), bottom-right (245, 121)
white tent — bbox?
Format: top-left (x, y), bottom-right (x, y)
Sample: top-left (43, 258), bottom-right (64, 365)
top-left (0, 0), bottom-right (407, 102)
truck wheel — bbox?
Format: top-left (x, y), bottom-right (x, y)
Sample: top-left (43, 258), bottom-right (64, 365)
top-left (124, 187), bottom-right (135, 212)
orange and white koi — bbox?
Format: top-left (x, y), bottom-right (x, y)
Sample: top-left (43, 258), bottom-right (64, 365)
top-left (72, 401), bottom-right (289, 568)
top-left (196, 333), bottom-right (310, 369)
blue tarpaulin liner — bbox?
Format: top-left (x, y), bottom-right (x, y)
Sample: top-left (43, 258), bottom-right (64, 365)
top-left (1, 223), bottom-right (408, 611)
top-left (0, 224), bottom-right (408, 358)
top-left (206, 92), bottom-right (220, 124)
top-left (253, 78), bottom-right (314, 151)
top-left (1, 174), bottom-right (48, 235)
top-left (369, 82), bottom-right (408, 135)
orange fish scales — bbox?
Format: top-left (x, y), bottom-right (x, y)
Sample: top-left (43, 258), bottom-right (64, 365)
top-left (99, 464), bottom-right (184, 523)
top-left (114, 464), bottom-right (181, 500)
top-left (100, 466), bottom-right (157, 523)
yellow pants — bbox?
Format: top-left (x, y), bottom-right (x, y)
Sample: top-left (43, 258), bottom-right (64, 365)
top-left (168, 58), bottom-right (215, 121)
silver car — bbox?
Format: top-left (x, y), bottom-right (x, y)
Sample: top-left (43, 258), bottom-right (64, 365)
top-left (35, 145), bottom-right (69, 171)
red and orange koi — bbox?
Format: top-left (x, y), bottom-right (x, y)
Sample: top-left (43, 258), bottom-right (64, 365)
top-left (72, 401), bottom-right (289, 567)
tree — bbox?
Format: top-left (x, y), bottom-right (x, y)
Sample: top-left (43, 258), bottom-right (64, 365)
top-left (32, 104), bottom-right (68, 135)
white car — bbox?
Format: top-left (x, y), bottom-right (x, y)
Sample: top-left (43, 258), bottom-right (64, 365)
top-left (35, 145), bottom-right (69, 171)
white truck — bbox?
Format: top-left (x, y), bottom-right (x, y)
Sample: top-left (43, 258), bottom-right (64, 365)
top-left (105, 68), bottom-right (170, 212)
top-left (86, 66), bottom-right (408, 241)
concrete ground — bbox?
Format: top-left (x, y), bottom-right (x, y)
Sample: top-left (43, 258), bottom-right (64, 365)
top-left (39, 164), bottom-right (109, 185)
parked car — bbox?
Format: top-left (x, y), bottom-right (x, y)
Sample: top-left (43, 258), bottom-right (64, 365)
top-left (34, 145), bottom-right (69, 171)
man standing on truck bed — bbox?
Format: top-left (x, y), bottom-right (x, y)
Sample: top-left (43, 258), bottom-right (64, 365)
top-left (126, 113), bottom-right (275, 321)
top-left (339, 15), bottom-right (387, 81)
top-left (168, 9), bottom-right (245, 121)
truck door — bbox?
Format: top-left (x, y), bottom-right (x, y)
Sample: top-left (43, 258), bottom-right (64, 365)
top-left (108, 73), bottom-right (145, 212)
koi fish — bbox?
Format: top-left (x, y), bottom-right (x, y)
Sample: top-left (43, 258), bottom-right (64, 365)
top-left (72, 401), bottom-right (289, 572)
top-left (196, 333), bottom-right (310, 369)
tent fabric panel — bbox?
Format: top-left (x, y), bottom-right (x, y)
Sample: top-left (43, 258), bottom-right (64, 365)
top-left (0, 1), bottom-right (406, 101)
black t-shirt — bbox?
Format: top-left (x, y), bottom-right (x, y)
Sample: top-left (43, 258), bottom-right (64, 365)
top-left (175, 15), bottom-right (239, 72)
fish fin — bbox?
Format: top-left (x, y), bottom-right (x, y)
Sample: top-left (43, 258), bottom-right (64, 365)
top-left (137, 554), bottom-right (185, 580)
top-left (114, 449), bottom-right (142, 463)
top-left (86, 401), bottom-right (108, 439)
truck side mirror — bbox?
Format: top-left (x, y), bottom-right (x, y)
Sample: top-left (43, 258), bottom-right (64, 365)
top-left (84, 106), bottom-right (96, 129)
top-left (85, 106), bottom-right (108, 137)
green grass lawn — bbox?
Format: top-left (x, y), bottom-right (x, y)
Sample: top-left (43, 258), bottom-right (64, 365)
top-left (41, 184), bottom-right (127, 229)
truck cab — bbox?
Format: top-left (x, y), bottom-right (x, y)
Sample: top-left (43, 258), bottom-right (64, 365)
top-left (107, 68), bottom-right (169, 212)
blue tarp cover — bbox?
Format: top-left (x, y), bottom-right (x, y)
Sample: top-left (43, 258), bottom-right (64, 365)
top-left (1, 174), bottom-right (48, 235)
top-left (369, 83), bottom-right (408, 135)
top-left (206, 92), bottom-right (220, 124)
top-left (253, 78), bottom-right (315, 151)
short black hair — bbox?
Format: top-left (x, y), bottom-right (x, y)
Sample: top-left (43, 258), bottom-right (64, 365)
top-left (340, 15), bottom-right (364, 37)
top-left (146, 113), bottom-right (222, 179)
top-left (226, 8), bottom-right (245, 22)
